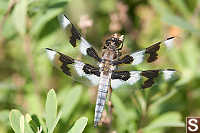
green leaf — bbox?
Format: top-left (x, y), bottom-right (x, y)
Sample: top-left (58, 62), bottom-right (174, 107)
top-left (9, 110), bottom-right (23, 133)
top-left (112, 93), bottom-right (129, 123)
top-left (30, 8), bottom-right (63, 36)
top-left (142, 112), bottom-right (185, 132)
top-left (9, 110), bottom-right (34, 133)
top-left (150, 0), bottom-right (200, 34)
top-left (29, 114), bottom-right (41, 133)
top-left (24, 117), bottom-right (35, 133)
top-left (169, 0), bottom-right (190, 17)
top-left (150, 0), bottom-right (173, 16)
top-left (149, 88), bottom-right (178, 116)
top-left (48, 111), bottom-right (62, 133)
top-left (20, 115), bottom-right (24, 133)
top-left (111, 93), bottom-right (137, 132)
top-left (0, 110), bottom-right (9, 124)
top-left (25, 93), bottom-right (43, 115)
top-left (0, 0), bottom-right (9, 12)
top-left (68, 117), bottom-right (88, 133)
top-left (45, 89), bottom-right (57, 133)
top-left (162, 14), bottom-right (200, 34)
top-left (12, 0), bottom-right (27, 36)
top-left (60, 86), bottom-right (82, 121)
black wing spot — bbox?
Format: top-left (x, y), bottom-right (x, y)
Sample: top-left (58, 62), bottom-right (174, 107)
top-left (60, 64), bottom-right (71, 76)
top-left (83, 64), bottom-right (100, 76)
top-left (145, 42), bottom-right (161, 62)
top-left (141, 70), bottom-right (160, 89)
top-left (59, 52), bottom-right (74, 64)
top-left (166, 36), bottom-right (175, 40)
top-left (58, 53), bottom-right (75, 76)
top-left (112, 55), bottom-right (134, 65)
top-left (69, 25), bottom-right (81, 47)
top-left (86, 47), bottom-right (102, 62)
top-left (166, 68), bottom-right (176, 71)
top-left (111, 71), bottom-right (130, 81)
top-left (142, 79), bottom-right (155, 89)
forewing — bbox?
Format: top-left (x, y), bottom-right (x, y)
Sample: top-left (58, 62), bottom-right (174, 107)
top-left (111, 69), bottom-right (176, 89)
top-left (113, 37), bottom-right (175, 66)
top-left (45, 48), bottom-right (100, 86)
top-left (131, 37), bottom-right (175, 65)
top-left (57, 14), bottom-right (101, 62)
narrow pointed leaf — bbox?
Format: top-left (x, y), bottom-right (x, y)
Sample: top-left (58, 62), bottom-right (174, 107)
top-left (45, 89), bottom-right (57, 133)
top-left (60, 86), bottom-right (82, 121)
top-left (68, 117), bottom-right (88, 133)
top-left (49, 111), bottom-right (62, 133)
top-left (9, 110), bottom-right (23, 133)
top-left (143, 112), bottom-right (184, 132)
top-left (12, 0), bottom-right (27, 36)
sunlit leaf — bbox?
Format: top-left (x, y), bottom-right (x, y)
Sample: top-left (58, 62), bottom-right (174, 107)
top-left (9, 110), bottom-right (23, 133)
top-left (20, 115), bottom-right (24, 133)
top-left (30, 8), bottom-right (63, 36)
top-left (45, 89), bottom-right (57, 133)
top-left (68, 117), bottom-right (88, 133)
top-left (48, 111), bottom-right (62, 133)
top-left (60, 86), bottom-right (82, 121)
top-left (9, 110), bottom-right (34, 133)
top-left (142, 112), bottom-right (184, 132)
top-left (12, 0), bottom-right (27, 36)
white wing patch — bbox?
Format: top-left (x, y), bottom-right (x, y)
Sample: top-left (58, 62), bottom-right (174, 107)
top-left (164, 37), bottom-right (175, 49)
top-left (130, 50), bottom-right (145, 65)
top-left (58, 14), bottom-right (71, 29)
top-left (46, 48), bottom-right (56, 61)
top-left (74, 61), bottom-right (85, 76)
top-left (80, 37), bottom-right (91, 55)
top-left (74, 60), bottom-right (99, 85)
top-left (111, 71), bottom-right (141, 89)
top-left (87, 75), bottom-right (99, 85)
top-left (111, 79), bottom-right (124, 89)
top-left (128, 71), bottom-right (141, 84)
top-left (162, 70), bottom-right (176, 80)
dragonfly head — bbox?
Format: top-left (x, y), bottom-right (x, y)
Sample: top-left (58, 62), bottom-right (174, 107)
top-left (104, 33), bottom-right (124, 51)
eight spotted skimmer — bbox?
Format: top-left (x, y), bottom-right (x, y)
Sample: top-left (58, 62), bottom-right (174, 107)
top-left (45, 14), bottom-right (176, 127)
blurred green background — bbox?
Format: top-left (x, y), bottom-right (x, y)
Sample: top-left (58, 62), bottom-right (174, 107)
top-left (0, 0), bottom-right (200, 132)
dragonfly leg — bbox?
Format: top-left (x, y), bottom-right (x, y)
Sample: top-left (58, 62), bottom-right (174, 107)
top-left (108, 86), bottom-right (113, 126)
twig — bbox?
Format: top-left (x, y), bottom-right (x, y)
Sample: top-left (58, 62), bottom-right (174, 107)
top-left (0, 0), bottom-right (18, 44)
top-left (23, 33), bottom-right (40, 94)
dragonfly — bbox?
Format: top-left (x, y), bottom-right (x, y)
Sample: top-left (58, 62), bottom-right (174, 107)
top-left (45, 14), bottom-right (176, 127)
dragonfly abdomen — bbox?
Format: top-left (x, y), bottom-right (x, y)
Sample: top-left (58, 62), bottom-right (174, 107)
top-left (94, 73), bottom-right (110, 127)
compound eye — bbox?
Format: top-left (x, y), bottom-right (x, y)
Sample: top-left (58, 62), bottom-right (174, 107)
top-left (106, 40), bottom-right (111, 46)
top-left (114, 39), bottom-right (120, 47)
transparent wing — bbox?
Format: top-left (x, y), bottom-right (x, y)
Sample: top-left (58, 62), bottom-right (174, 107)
top-left (45, 48), bottom-right (100, 86)
top-left (57, 14), bottom-right (101, 62)
top-left (111, 69), bottom-right (176, 89)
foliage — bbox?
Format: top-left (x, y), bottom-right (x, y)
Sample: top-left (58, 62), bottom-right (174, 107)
top-left (9, 89), bottom-right (88, 133)
top-left (0, 0), bottom-right (200, 132)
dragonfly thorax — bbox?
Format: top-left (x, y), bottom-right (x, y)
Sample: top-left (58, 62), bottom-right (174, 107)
top-left (103, 33), bottom-right (124, 51)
